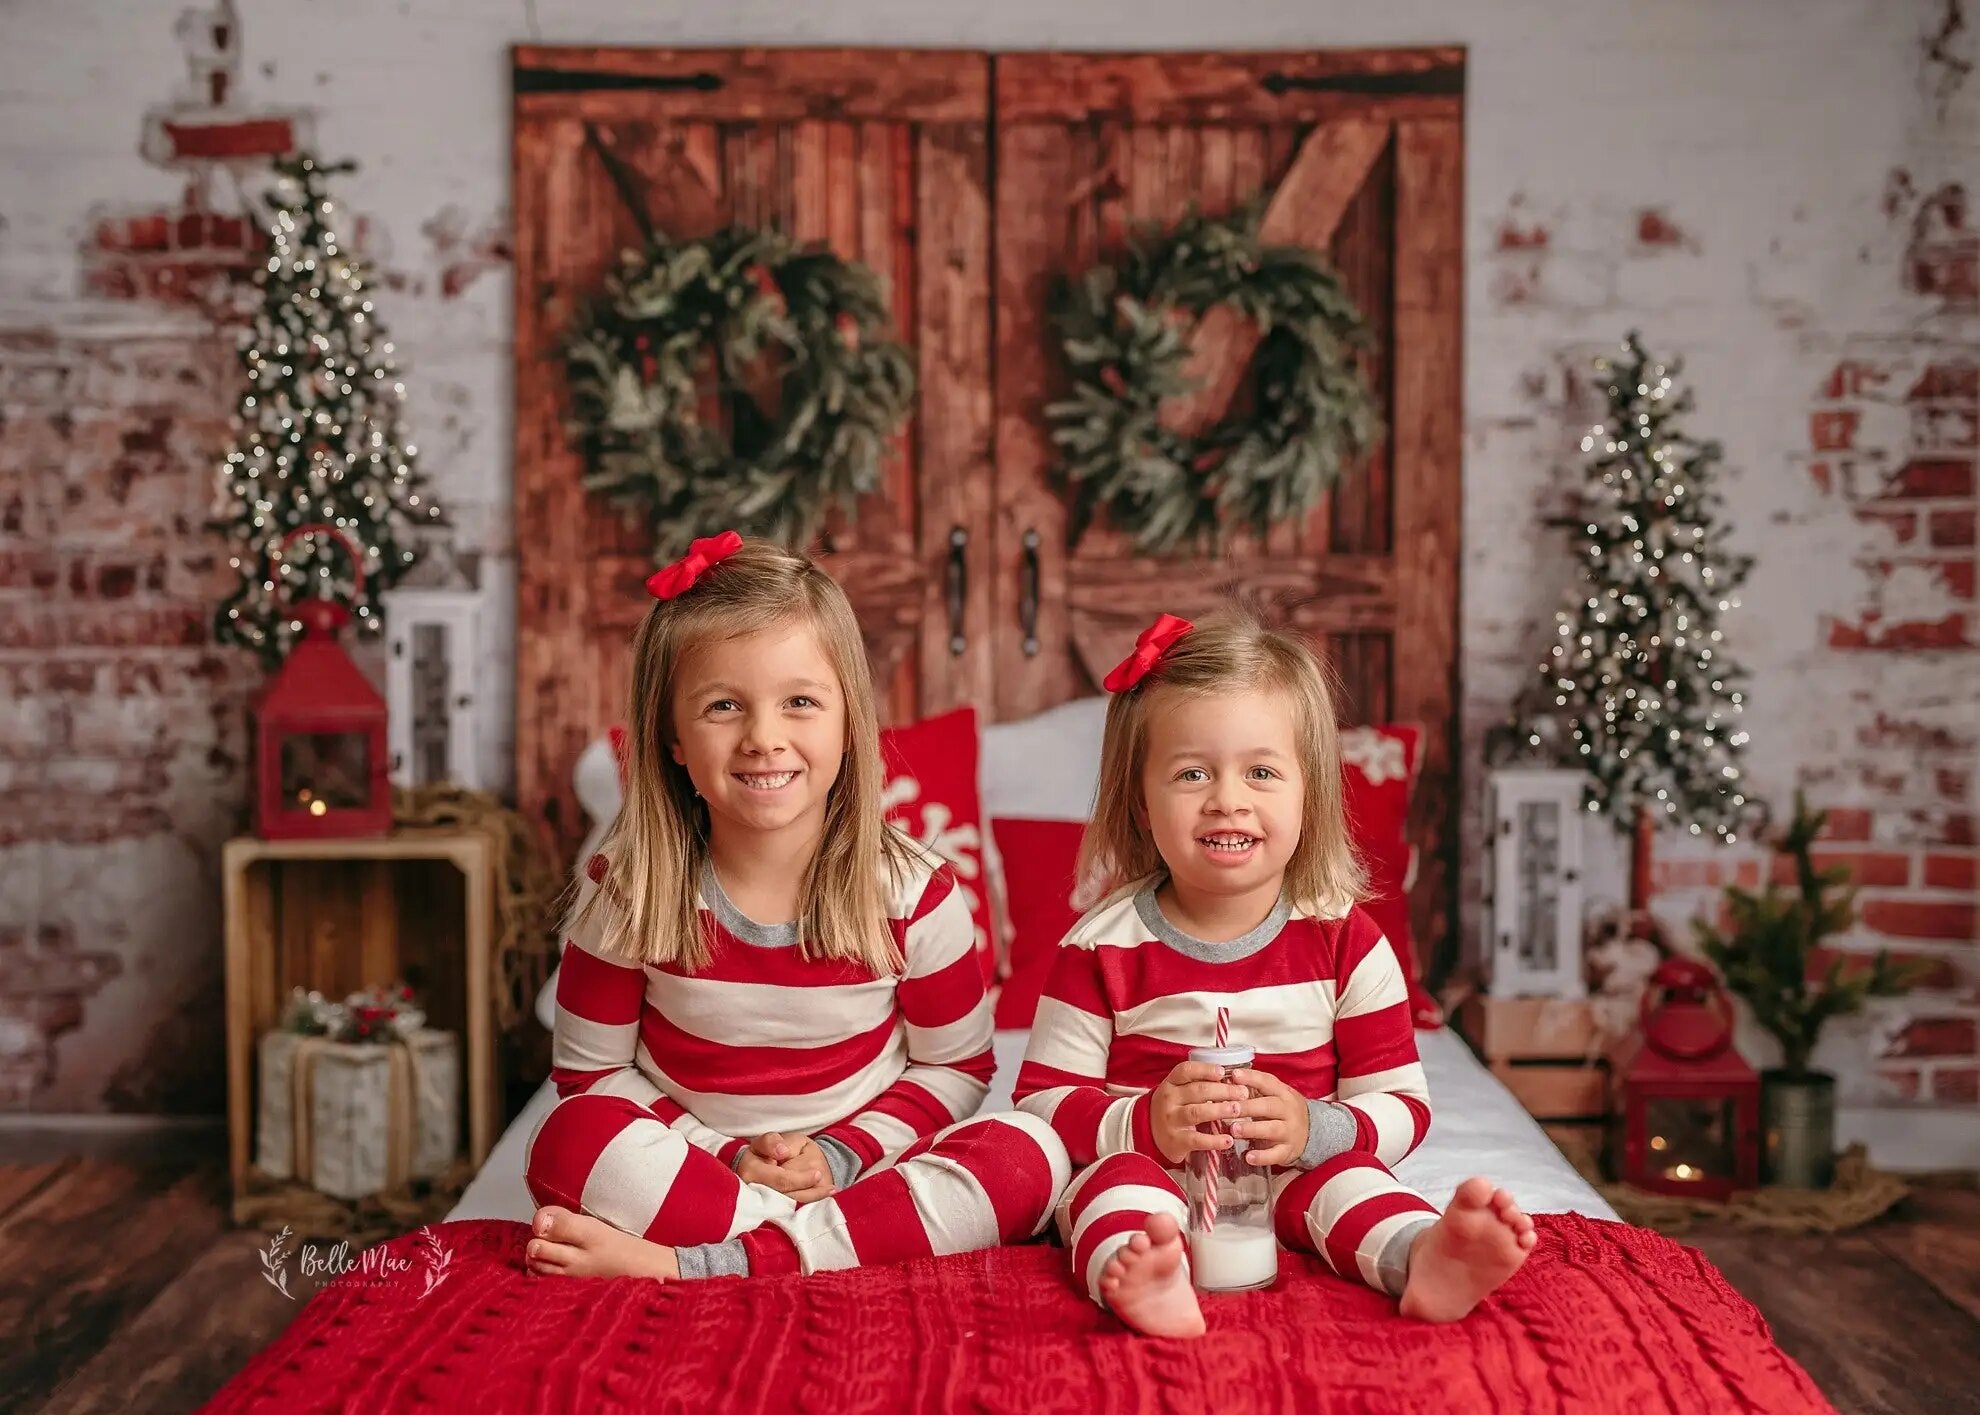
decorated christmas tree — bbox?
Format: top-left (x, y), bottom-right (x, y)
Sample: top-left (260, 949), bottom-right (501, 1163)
top-left (1514, 333), bottom-right (1754, 854)
top-left (210, 154), bottom-right (442, 663)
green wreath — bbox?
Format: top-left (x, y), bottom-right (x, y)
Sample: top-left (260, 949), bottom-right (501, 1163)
top-left (1048, 208), bottom-right (1382, 554)
top-left (564, 227), bottom-right (915, 562)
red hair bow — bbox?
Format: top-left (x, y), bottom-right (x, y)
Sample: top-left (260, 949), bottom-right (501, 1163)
top-left (1103, 613), bottom-right (1193, 692)
top-left (646, 530), bottom-right (744, 601)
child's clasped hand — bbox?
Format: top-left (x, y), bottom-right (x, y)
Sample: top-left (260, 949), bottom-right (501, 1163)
top-left (737, 1132), bottom-right (836, 1203)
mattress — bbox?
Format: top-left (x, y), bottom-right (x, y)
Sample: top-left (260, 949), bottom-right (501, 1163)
top-left (448, 1026), bottom-right (1617, 1224)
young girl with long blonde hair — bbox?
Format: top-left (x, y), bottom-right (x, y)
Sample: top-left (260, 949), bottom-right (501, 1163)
top-left (1015, 610), bottom-right (1535, 1336)
top-left (525, 532), bottom-right (1068, 1281)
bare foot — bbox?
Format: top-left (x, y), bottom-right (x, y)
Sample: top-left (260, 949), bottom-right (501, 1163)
top-left (1398, 1178), bottom-right (1537, 1322)
top-left (1096, 1212), bottom-right (1205, 1338)
top-left (525, 1205), bottom-right (680, 1280)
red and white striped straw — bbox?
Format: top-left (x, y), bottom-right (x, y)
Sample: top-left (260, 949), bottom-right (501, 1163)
top-left (1200, 1006), bottom-right (1232, 1233)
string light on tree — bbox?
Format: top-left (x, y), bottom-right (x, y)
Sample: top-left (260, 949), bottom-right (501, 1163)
top-left (1510, 332), bottom-right (1754, 845)
top-left (209, 153), bottom-right (444, 664)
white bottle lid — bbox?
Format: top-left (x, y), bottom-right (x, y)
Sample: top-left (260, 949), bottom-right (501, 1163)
top-left (1188, 1045), bottom-right (1255, 1069)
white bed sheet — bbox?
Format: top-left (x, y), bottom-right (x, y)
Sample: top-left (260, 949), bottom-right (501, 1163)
top-left (447, 1027), bottom-right (1616, 1224)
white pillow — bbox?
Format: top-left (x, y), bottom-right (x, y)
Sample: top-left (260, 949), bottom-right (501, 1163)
top-left (572, 736), bottom-right (623, 844)
top-left (980, 695), bottom-right (1108, 820)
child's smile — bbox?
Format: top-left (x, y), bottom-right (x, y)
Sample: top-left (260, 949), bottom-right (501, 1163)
top-left (1196, 828), bottom-right (1263, 862)
top-left (734, 768), bottom-right (800, 792)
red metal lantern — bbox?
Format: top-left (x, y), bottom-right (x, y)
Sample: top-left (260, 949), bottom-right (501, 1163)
top-left (250, 525), bottom-right (390, 841)
top-left (1613, 957), bottom-right (1760, 1200)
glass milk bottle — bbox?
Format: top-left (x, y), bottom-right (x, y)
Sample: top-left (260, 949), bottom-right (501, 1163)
top-left (1183, 1043), bottom-right (1279, 1292)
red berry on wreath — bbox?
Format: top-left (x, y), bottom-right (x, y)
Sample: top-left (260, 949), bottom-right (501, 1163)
top-left (1100, 366), bottom-right (1127, 396)
top-left (1191, 449), bottom-right (1224, 473)
top-left (748, 264), bottom-right (781, 301)
top-left (834, 312), bottom-right (860, 349)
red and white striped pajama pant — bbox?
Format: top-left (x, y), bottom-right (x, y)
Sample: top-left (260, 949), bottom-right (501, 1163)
top-left (1056, 1149), bottom-right (1437, 1301)
top-left (525, 1092), bottom-right (1071, 1276)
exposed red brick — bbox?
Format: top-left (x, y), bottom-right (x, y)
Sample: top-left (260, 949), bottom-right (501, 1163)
top-left (1893, 458), bottom-right (1978, 498)
top-left (1828, 614), bottom-right (1971, 650)
top-left (1734, 859), bottom-right (1763, 889)
top-left (1861, 898), bottom-right (1977, 940)
top-left (1885, 1017), bottom-right (1979, 1058)
top-left (1773, 850), bottom-right (1913, 887)
top-left (1942, 813), bottom-right (1978, 847)
top-left (1938, 767), bottom-right (1974, 801)
top-left (1934, 1067), bottom-right (1980, 1104)
top-left (1826, 360), bottom-right (1893, 400)
top-left (0, 549), bottom-right (61, 592)
top-left (1820, 807), bottom-right (1875, 841)
top-left (1932, 509), bottom-right (1978, 547)
top-left (1940, 560), bottom-right (1977, 599)
top-left (1809, 461), bottom-right (1833, 493)
top-left (1811, 410), bottom-right (1860, 452)
top-left (1925, 852), bottom-right (1979, 890)
top-left (160, 116), bottom-right (295, 162)
top-left (1910, 360), bottom-right (1979, 401)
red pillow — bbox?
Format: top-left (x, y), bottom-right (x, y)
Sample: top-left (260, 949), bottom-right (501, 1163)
top-left (988, 817), bottom-right (1088, 1028)
top-left (880, 707), bottom-right (995, 985)
top-left (1339, 724), bottom-right (1440, 1028)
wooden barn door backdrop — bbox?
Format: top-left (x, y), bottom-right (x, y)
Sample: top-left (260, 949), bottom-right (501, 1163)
top-left (512, 49), bottom-right (995, 854)
top-left (513, 47), bottom-right (1465, 970)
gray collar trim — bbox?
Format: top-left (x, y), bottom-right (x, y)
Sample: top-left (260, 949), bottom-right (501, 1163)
top-left (701, 862), bottom-right (801, 949)
top-left (1133, 883), bottom-right (1291, 962)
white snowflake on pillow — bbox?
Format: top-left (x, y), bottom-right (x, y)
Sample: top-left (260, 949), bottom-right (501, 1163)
top-left (1339, 727), bottom-right (1408, 786)
top-left (881, 774), bottom-right (988, 955)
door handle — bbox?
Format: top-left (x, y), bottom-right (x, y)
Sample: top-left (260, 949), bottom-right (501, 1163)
top-left (1019, 529), bottom-right (1041, 657)
top-left (945, 526), bottom-right (967, 657)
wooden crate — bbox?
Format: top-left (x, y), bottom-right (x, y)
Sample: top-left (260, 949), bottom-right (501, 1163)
top-left (221, 832), bottom-right (500, 1220)
top-left (1457, 996), bottom-right (1612, 1165)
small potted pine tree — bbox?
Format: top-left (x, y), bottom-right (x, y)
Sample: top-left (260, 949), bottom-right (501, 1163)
top-left (1694, 794), bottom-right (1925, 1188)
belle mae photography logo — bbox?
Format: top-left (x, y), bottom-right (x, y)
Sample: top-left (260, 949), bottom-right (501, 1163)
top-left (258, 1225), bottom-right (453, 1301)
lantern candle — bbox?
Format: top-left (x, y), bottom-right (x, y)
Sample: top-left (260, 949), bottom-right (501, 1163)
top-left (1613, 957), bottom-right (1760, 1201)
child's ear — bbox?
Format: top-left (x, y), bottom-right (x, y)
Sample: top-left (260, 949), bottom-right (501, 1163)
top-left (669, 739), bottom-right (686, 767)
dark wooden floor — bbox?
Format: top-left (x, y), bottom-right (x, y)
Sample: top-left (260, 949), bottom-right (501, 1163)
top-left (2, 1149), bottom-right (1976, 1414)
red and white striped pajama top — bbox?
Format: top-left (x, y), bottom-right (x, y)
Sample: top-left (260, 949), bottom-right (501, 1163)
top-left (528, 846), bottom-right (1067, 1277)
top-left (1014, 885), bottom-right (1438, 1300)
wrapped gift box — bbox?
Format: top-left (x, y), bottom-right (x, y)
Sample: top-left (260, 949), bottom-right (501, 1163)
top-left (256, 1027), bottom-right (460, 1199)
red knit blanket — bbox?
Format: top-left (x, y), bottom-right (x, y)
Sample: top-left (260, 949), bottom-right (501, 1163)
top-left (207, 1214), bottom-right (1830, 1414)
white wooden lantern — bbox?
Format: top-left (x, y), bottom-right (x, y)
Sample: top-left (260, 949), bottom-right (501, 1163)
top-left (382, 586), bottom-right (487, 790)
top-left (1485, 768), bottom-right (1587, 998)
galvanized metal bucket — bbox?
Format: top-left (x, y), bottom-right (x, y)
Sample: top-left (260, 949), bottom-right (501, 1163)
top-left (1761, 1070), bottom-right (1836, 1189)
